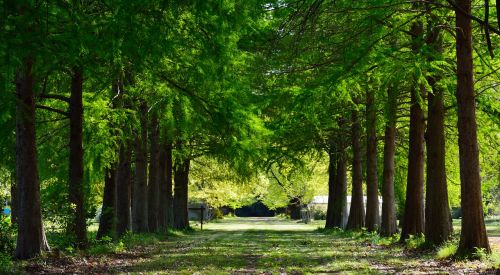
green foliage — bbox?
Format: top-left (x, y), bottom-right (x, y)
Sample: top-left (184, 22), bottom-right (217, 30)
top-left (313, 208), bottom-right (327, 220)
top-left (436, 241), bottom-right (458, 260)
top-left (87, 236), bottom-right (125, 255)
top-left (369, 233), bottom-right (400, 247)
top-left (0, 216), bottom-right (15, 254)
top-left (404, 234), bottom-right (426, 250)
top-left (211, 208), bottom-right (224, 220)
top-left (472, 247), bottom-right (489, 261)
top-left (0, 253), bottom-right (14, 275)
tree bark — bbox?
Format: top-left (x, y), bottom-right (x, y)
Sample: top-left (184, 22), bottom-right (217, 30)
top-left (424, 27), bottom-right (452, 246)
top-left (400, 20), bottom-right (426, 242)
top-left (325, 150), bottom-right (337, 229)
top-left (97, 167), bottom-right (116, 240)
top-left (165, 142), bottom-right (174, 228)
top-left (380, 87), bottom-right (398, 237)
top-left (347, 109), bottom-right (365, 230)
top-left (115, 143), bottom-right (132, 237)
top-left (455, 0), bottom-right (490, 254)
top-left (68, 67), bottom-right (87, 248)
top-left (400, 84), bottom-right (426, 241)
top-left (132, 102), bottom-right (148, 233)
top-left (148, 113), bottom-right (160, 232)
top-left (365, 90), bottom-right (380, 231)
top-left (14, 59), bottom-right (50, 259)
top-left (332, 154), bottom-right (347, 228)
top-left (158, 141), bottom-right (173, 230)
top-left (173, 157), bottom-right (190, 230)
top-left (10, 176), bottom-right (18, 224)
top-left (288, 197), bottom-right (302, 220)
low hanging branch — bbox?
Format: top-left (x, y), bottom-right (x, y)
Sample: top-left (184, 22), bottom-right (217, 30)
top-left (40, 94), bottom-right (70, 103)
top-left (444, 0), bottom-right (500, 36)
top-left (35, 105), bottom-right (70, 117)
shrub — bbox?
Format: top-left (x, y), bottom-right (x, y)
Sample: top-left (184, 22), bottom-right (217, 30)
top-left (88, 236), bottom-right (125, 255)
top-left (0, 253), bottom-right (14, 274)
top-left (436, 241), bottom-right (458, 260)
top-left (0, 216), bottom-right (15, 254)
top-left (313, 209), bottom-right (326, 220)
top-left (404, 234), bottom-right (425, 250)
top-left (212, 208), bottom-right (224, 220)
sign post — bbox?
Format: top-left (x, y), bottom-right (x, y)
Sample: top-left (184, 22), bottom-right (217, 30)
top-left (188, 206), bottom-right (206, 230)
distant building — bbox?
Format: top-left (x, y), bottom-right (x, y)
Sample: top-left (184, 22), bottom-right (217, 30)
top-left (309, 195), bottom-right (382, 228)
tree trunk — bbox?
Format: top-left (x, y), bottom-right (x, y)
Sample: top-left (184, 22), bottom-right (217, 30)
top-left (97, 167), bottom-right (116, 240)
top-left (158, 144), bottom-right (168, 230)
top-left (365, 90), bottom-right (379, 231)
top-left (400, 84), bottom-right (426, 241)
top-left (165, 142), bottom-right (174, 228)
top-left (332, 154), bottom-right (347, 228)
top-left (11, 176), bottom-right (18, 224)
top-left (68, 67), bottom-right (87, 248)
top-left (115, 143), bottom-right (132, 237)
top-left (132, 102), bottom-right (148, 233)
top-left (347, 110), bottom-right (365, 230)
top-left (148, 113), bottom-right (160, 232)
top-left (400, 20), bottom-right (426, 242)
top-left (158, 141), bottom-right (174, 230)
top-left (325, 150), bottom-right (337, 229)
top-left (424, 27), bottom-right (452, 246)
top-left (14, 59), bottom-right (50, 259)
top-left (380, 88), bottom-right (398, 237)
top-left (173, 157), bottom-right (190, 230)
top-left (455, 0), bottom-right (490, 254)
top-left (288, 197), bottom-right (302, 220)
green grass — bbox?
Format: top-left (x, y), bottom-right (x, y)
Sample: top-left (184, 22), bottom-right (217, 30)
top-left (17, 217), bottom-right (500, 274)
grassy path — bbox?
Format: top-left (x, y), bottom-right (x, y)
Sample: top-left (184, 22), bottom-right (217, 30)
top-left (26, 217), bottom-right (493, 274)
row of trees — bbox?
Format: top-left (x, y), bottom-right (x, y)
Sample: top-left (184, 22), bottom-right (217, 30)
top-left (0, 0), bottom-right (499, 261)
top-left (1, 1), bottom-right (268, 259)
top-left (261, 0), bottom-right (499, 255)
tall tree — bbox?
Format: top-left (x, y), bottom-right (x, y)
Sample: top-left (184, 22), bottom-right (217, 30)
top-left (173, 157), bottom-right (190, 230)
top-left (331, 152), bottom-right (348, 228)
top-left (400, 20), bottom-right (426, 242)
top-left (424, 19), bottom-right (452, 245)
top-left (365, 90), bottom-right (379, 231)
top-left (347, 109), bottom-right (365, 230)
top-left (325, 138), bottom-right (337, 229)
top-left (132, 102), bottom-right (149, 233)
top-left (14, 60), bottom-right (50, 259)
top-left (68, 67), bottom-right (87, 248)
top-left (115, 143), bottom-right (132, 237)
top-left (158, 141), bottom-right (174, 230)
top-left (454, 0), bottom-right (490, 254)
top-left (97, 167), bottom-right (116, 240)
top-left (148, 112), bottom-right (160, 232)
top-left (380, 86), bottom-right (398, 237)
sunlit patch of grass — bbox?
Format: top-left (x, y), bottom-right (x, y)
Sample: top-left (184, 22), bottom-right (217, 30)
top-left (488, 252), bottom-right (500, 269)
top-left (436, 241), bottom-right (458, 260)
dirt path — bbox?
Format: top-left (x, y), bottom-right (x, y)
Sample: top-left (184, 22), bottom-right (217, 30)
top-left (23, 217), bottom-right (495, 274)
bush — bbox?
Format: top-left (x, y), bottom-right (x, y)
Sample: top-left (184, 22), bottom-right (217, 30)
top-left (313, 209), bottom-right (326, 220)
top-left (0, 253), bottom-right (14, 274)
top-left (0, 216), bottom-right (15, 254)
top-left (212, 208), bottom-right (224, 220)
top-left (404, 234), bottom-right (425, 250)
top-left (87, 236), bottom-right (125, 255)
